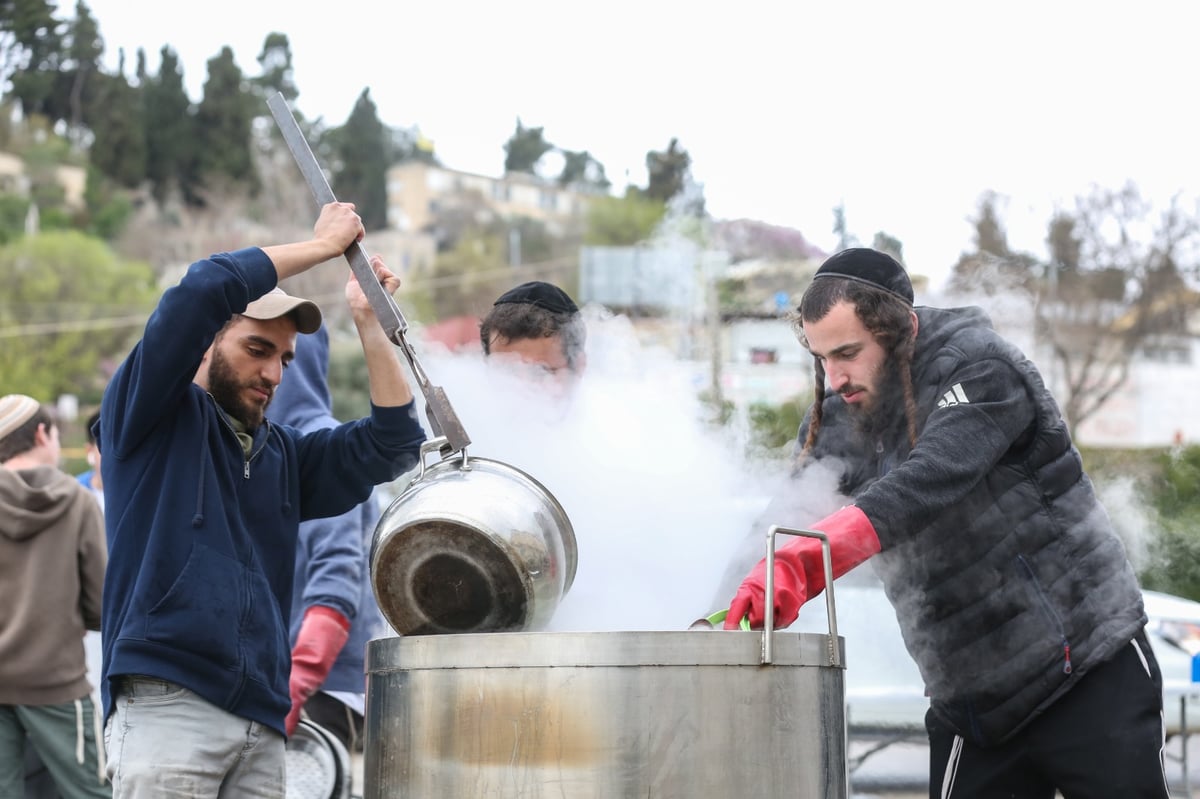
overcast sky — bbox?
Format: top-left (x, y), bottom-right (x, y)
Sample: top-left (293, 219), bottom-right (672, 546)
top-left (79, 0), bottom-right (1200, 290)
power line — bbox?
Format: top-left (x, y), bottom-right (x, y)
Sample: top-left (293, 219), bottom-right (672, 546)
top-left (0, 255), bottom-right (579, 338)
top-left (0, 315), bottom-right (148, 338)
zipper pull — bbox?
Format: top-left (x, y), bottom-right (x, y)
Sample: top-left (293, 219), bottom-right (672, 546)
top-left (244, 460), bottom-right (250, 479)
top-left (1062, 641), bottom-right (1072, 674)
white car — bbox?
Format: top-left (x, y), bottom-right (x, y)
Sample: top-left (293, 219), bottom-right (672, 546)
top-left (1143, 589), bottom-right (1200, 734)
top-left (788, 567), bottom-right (1200, 789)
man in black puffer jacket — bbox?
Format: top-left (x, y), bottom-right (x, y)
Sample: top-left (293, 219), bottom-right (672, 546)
top-left (724, 248), bottom-right (1168, 798)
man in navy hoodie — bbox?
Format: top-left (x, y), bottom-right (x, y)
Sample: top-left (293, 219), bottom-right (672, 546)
top-left (98, 201), bottom-right (426, 797)
top-left (268, 323), bottom-right (386, 756)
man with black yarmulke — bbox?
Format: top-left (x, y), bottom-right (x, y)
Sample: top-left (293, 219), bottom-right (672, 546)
top-left (480, 281), bottom-right (587, 380)
top-left (722, 248), bottom-right (1168, 796)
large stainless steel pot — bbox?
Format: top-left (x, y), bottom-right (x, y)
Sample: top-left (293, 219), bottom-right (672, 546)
top-left (370, 436), bottom-right (577, 635)
top-left (364, 526), bottom-right (847, 798)
top-left (364, 629), bottom-right (846, 798)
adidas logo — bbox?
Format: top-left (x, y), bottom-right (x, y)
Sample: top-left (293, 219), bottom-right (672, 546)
top-left (937, 383), bottom-right (970, 408)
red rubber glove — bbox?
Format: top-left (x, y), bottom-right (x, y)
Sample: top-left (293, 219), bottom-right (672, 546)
top-left (285, 605), bottom-right (351, 736)
top-left (724, 505), bottom-right (881, 630)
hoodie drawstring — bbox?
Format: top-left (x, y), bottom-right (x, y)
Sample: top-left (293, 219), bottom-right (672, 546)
top-left (73, 698), bottom-right (83, 764)
top-left (192, 409), bottom-right (210, 527)
top-left (274, 423), bottom-right (292, 516)
top-left (71, 696), bottom-right (107, 784)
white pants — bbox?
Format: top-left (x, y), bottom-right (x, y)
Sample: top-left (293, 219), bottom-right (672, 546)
top-left (104, 676), bottom-right (284, 798)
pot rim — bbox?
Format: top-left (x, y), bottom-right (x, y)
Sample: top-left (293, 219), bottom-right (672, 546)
top-left (366, 630), bottom-right (846, 671)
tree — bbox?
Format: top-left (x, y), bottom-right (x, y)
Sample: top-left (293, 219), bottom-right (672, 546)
top-left (142, 46), bottom-right (198, 204)
top-left (194, 46), bottom-right (258, 195)
top-left (871, 231), bottom-right (904, 264)
top-left (973, 190), bottom-right (1010, 257)
top-left (252, 32), bottom-right (298, 104)
top-left (557, 148), bottom-right (609, 190)
top-left (644, 138), bottom-right (690, 203)
top-left (1036, 185), bottom-right (1200, 435)
top-left (2, 0), bottom-right (64, 119)
top-left (947, 192), bottom-right (1036, 296)
top-left (583, 193), bottom-right (667, 246)
top-left (21, 131), bottom-right (78, 229)
top-left (746, 395), bottom-right (807, 461)
top-left (0, 194), bottom-right (31, 244)
top-left (427, 229), bottom-right (508, 319)
top-left (62, 0), bottom-right (103, 139)
top-left (1140, 445), bottom-right (1200, 601)
top-left (503, 119), bottom-right (552, 174)
top-left (328, 88), bottom-right (390, 230)
top-left (82, 164), bottom-right (133, 240)
top-left (948, 185), bottom-right (1200, 436)
top-left (831, 203), bottom-right (856, 251)
top-left (0, 230), bottom-right (157, 402)
top-left (86, 52), bottom-right (146, 188)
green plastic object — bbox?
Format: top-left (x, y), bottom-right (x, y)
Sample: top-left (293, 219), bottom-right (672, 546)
top-left (705, 609), bottom-right (751, 630)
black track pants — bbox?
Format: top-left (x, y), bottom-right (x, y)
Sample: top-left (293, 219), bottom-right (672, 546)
top-left (927, 630), bottom-right (1170, 799)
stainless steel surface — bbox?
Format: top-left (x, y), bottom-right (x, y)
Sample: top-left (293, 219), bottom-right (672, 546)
top-left (765, 525), bottom-right (840, 667)
top-left (363, 631), bottom-right (848, 798)
top-left (266, 92), bottom-right (471, 454)
top-left (370, 437), bottom-right (577, 635)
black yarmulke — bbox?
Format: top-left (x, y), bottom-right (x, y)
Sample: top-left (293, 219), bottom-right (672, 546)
top-left (493, 281), bottom-right (579, 314)
top-left (812, 248), bottom-right (914, 305)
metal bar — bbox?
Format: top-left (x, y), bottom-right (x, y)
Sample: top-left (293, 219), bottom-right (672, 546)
top-left (1184, 694), bottom-right (1193, 798)
top-left (763, 525), bottom-right (840, 668)
top-left (266, 93), bottom-right (407, 341)
top-left (266, 92), bottom-right (471, 455)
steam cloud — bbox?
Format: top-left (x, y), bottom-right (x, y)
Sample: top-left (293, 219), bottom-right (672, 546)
top-left (390, 304), bottom-right (823, 631)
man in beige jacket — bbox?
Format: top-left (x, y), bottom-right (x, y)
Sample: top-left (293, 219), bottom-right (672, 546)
top-left (0, 394), bottom-right (109, 798)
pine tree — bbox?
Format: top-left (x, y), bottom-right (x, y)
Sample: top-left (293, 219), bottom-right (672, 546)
top-left (142, 46), bottom-right (197, 204)
top-left (194, 46), bottom-right (258, 195)
top-left (87, 55), bottom-right (146, 188)
top-left (329, 88), bottom-right (390, 231)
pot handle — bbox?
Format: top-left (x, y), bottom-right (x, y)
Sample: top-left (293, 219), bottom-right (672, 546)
top-left (761, 525), bottom-right (840, 668)
top-left (411, 436), bottom-right (470, 484)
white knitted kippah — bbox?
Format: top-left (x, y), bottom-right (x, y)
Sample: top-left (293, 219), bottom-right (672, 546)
top-left (0, 394), bottom-right (40, 440)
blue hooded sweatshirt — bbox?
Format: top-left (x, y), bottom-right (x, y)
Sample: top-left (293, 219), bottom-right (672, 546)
top-left (267, 324), bottom-right (388, 698)
top-left (98, 248), bottom-right (425, 734)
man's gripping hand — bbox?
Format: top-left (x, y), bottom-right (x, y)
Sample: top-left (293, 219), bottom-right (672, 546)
top-left (723, 505), bottom-right (881, 630)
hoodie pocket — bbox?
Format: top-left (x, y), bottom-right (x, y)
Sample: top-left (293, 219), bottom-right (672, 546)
top-left (241, 566), bottom-right (289, 692)
top-left (145, 543), bottom-right (242, 669)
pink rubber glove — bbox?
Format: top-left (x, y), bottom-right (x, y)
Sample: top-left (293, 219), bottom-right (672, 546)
top-left (724, 506), bottom-right (881, 630)
top-left (285, 605), bottom-right (351, 736)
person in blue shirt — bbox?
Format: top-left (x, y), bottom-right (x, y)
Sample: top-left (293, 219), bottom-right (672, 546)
top-left (268, 323), bottom-right (387, 754)
top-left (97, 202), bottom-right (426, 797)
top-left (74, 410), bottom-right (103, 513)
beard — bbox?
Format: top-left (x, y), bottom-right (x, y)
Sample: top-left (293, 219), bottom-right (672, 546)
top-left (847, 359), bottom-right (905, 443)
top-left (207, 345), bottom-right (272, 431)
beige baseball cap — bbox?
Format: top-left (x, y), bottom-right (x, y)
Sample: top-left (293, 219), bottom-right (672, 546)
top-left (243, 288), bottom-right (322, 334)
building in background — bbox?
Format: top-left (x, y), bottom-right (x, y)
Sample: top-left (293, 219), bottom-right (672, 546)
top-left (0, 150), bottom-right (86, 209)
top-left (386, 162), bottom-right (596, 240)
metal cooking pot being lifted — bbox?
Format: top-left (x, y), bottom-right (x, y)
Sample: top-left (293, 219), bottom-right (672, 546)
top-left (370, 437), bottom-right (577, 634)
top-left (267, 93), bottom-right (577, 634)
